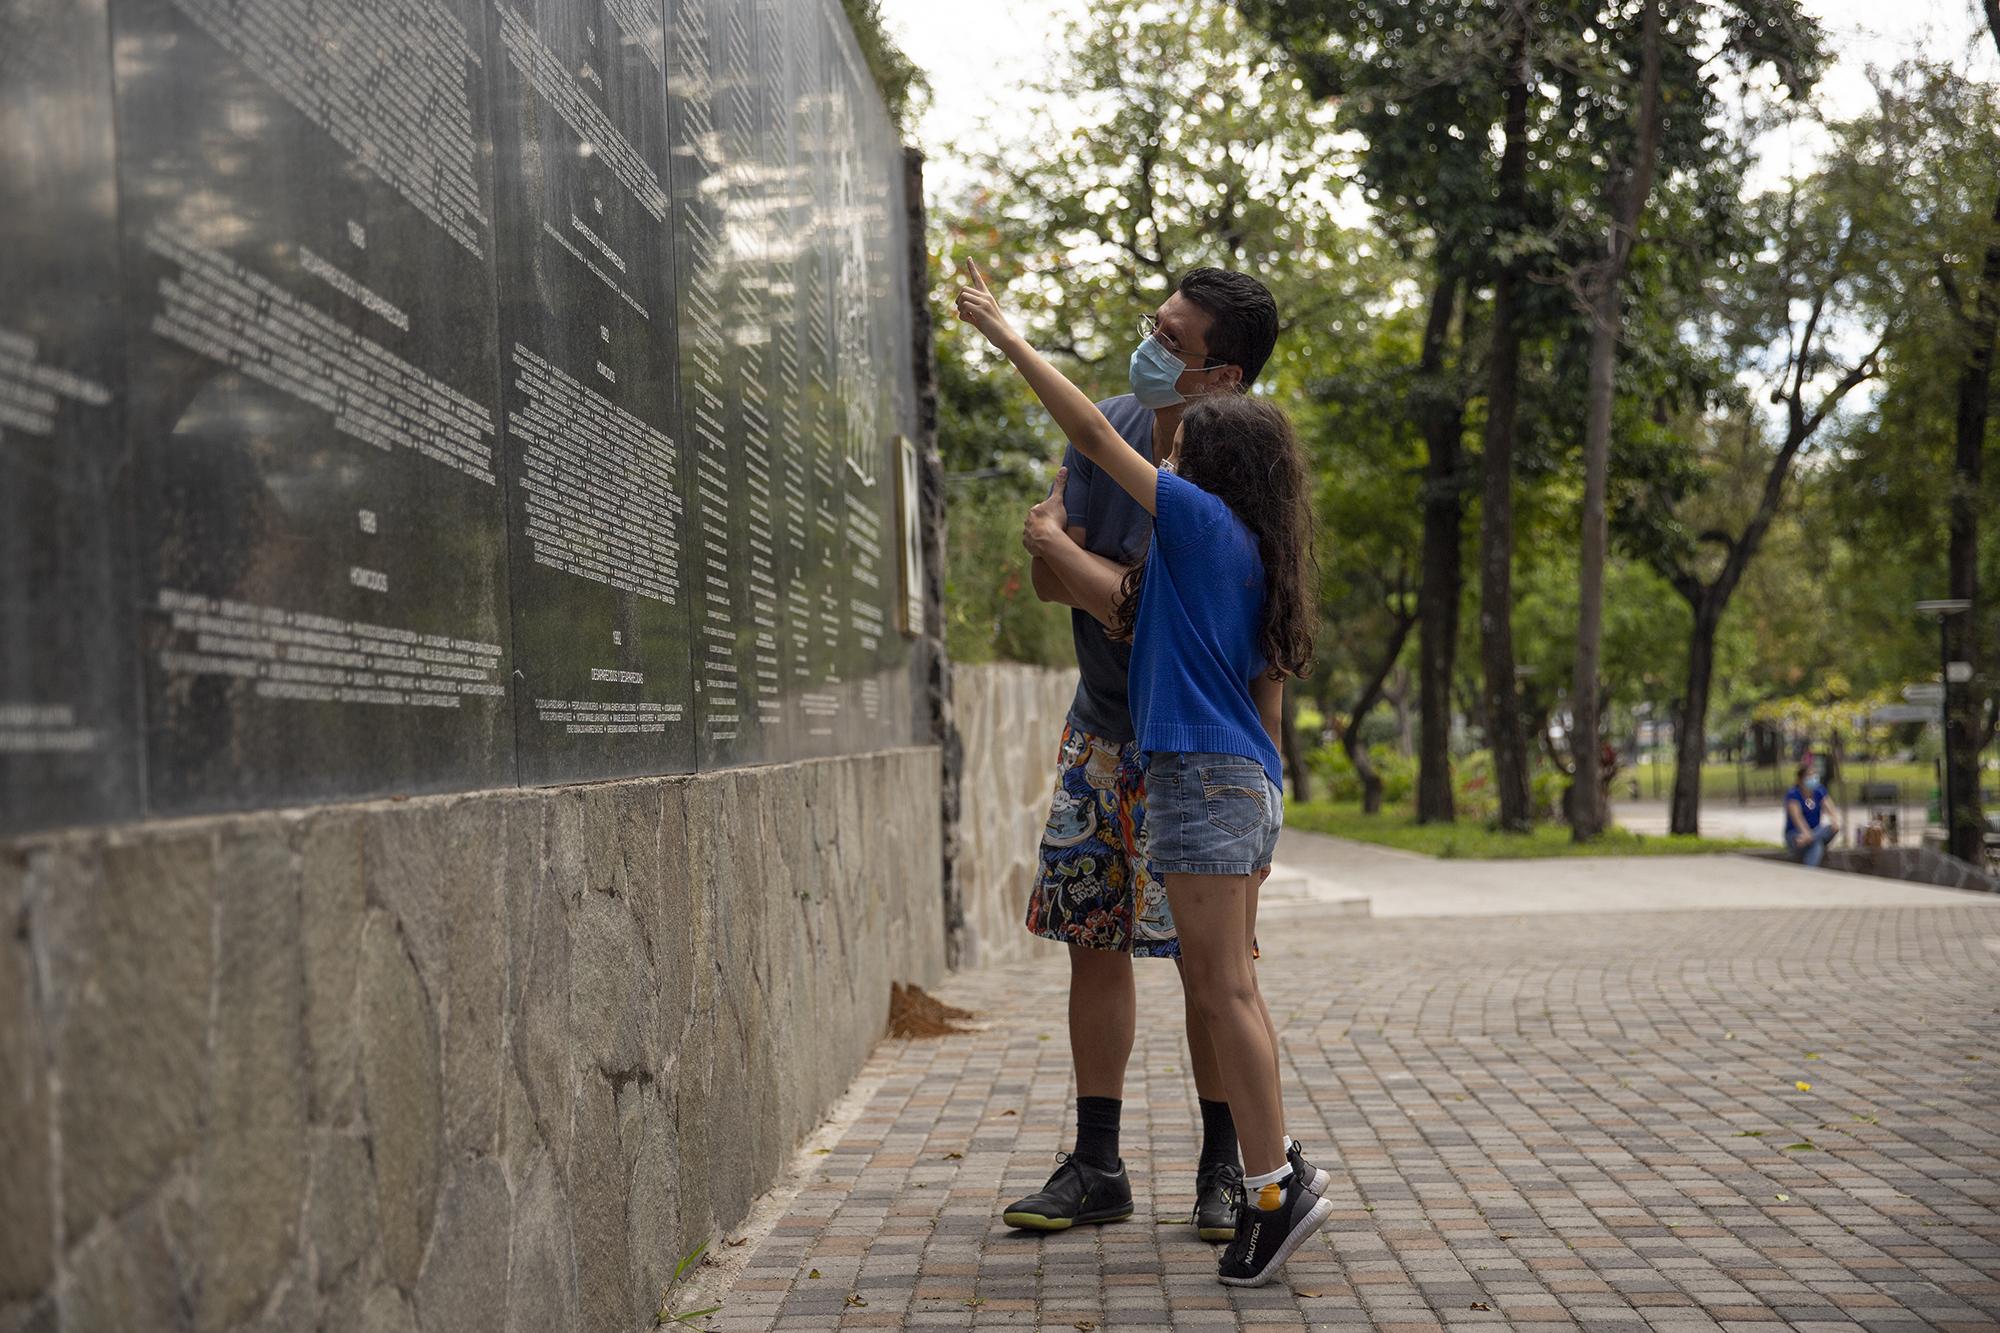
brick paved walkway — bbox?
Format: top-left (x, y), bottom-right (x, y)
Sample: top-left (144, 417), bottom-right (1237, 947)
top-left (709, 878), bottom-right (2000, 1330)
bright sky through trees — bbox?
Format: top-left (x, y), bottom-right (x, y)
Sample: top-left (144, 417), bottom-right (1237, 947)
top-left (883, 0), bottom-right (1999, 201)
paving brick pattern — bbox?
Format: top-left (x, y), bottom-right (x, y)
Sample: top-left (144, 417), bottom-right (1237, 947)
top-left (712, 903), bottom-right (2000, 1331)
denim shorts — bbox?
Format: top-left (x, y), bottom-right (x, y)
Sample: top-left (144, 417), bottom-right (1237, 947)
top-left (1143, 750), bottom-right (1283, 876)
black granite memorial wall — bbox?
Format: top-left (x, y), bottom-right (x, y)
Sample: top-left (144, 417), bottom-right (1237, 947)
top-left (487, 0), bottom-right (695, 784)
top-left (0, 0), bottom-right (143, 834)
top-left (0, 0), bottom-right (925, 836)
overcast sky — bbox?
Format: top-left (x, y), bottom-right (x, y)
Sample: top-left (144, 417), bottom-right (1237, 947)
top-left (878, 0), bottom-right (2000, 202)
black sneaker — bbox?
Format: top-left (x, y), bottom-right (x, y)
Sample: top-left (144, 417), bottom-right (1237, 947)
top-left (1001, 1153), bottom-right (1134, 1231)
top-left (1216, 1170), bottom-right (1335, 1287)
top-left (1287, 1140), bottom-right (1332, 1195)
top-left (1192, 1162), bottom-right (1244, 1241)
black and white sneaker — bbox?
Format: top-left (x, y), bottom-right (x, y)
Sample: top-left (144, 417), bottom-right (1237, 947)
top-left (1192, 1162), bottom-right (1245, 1241)
top-left (1001, 1153), bottom-right (1134, 1231)
top-left (1216, 1171), bottom-right (1335, 1287)
top-left (1287, 1140), bottom-right (1332, 1195)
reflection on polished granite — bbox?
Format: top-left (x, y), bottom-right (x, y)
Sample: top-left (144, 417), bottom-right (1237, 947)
top-left (0, 0), bottom-right (141, 836)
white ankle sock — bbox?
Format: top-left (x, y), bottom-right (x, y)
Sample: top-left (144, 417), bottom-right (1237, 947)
top-left (1245, 1162), bottom-right (1289, 1210)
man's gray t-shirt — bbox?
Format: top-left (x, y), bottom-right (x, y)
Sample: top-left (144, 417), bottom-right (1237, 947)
top-left (1060, 394), bottom-right (1155, 744)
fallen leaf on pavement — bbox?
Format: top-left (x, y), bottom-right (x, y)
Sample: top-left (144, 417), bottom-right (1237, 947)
top-left (1794, 1081), bottom-right (1812, 1092)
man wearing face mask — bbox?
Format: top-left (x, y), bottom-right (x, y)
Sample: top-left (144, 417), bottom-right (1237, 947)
top-left (1004, 268), bottom-right (1283, 1242)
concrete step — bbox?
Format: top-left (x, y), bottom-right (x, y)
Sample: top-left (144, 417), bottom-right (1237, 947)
top-left (1260, 862), bottom-right (1371, 916)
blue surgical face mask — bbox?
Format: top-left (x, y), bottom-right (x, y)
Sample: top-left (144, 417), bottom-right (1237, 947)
top-left (1128, 335), bottom-right (1187, 408)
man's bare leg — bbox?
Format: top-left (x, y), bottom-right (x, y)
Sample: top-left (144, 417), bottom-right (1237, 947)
top-left (1070, 943), bottom-right (1136, 1100)
top-left (1000, 944), bottom-right (1139, 1231)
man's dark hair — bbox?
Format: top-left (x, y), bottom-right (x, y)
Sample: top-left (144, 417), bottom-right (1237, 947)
top-left (1177, 268), bottom-right (1280, 386)
top-left (1795, 762), bottom-right (1810, 782)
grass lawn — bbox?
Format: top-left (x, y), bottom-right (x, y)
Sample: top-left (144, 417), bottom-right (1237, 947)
top-left (1284, 800), bottom-right (1770, 860)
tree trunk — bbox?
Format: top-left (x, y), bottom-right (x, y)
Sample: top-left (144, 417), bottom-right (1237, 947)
top-left (1945, 181), bottom-right (1998, 863)
top-left (1345, 609), bottom-right (1417, 816)
top-left (1571, 0), bottom-right (1664, 842)
top-left (1416, 272), bottom-right (1464, 823)
top-left (1385, 667), bottom-right (1415, 756)
top-left (1479, 15), bottom-right (1535, 834)
top-left (1281, 680), bottom-right (1312, 804)
top-left (1653, 280), bottom-right (1883, 837)
top-left (1670, 603), bottom-right (1719, 836)
top-left (1342, 723), bottom-right (1384, 815)
top-left (1571, 283), bottom-right (1619, 837)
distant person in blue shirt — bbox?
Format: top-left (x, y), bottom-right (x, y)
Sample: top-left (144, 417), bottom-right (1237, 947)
top-left (1784, 762), bottom-right (1840, 867)
top-left (955, 264), bottom-right (1332, 1289)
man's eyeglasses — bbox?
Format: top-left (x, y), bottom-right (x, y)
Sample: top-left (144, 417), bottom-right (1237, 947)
top-left (1139, 313), bottom-right (1229, 370)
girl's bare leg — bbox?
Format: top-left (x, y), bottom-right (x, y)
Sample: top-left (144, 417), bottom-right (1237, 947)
top-left (1246, 870), bottom-right (1282, 1107)
top-left (1178, 964), bottom-right (1228, 1100)
top-left (1163, 871), bottom-right (1285, 1176)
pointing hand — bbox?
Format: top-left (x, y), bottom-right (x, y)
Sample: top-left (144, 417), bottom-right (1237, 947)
top-left (953, 261), bottom-right (1014, 346)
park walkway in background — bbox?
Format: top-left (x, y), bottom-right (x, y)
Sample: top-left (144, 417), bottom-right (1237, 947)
top-left (703, 836), bottom-right (2000, 1331)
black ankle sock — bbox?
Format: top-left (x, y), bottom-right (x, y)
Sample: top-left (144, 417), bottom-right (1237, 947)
top-left (1198, 1098), bottom-right (1238, 1174)
top-left (1073, 1096), bottom-right (1121, 1170)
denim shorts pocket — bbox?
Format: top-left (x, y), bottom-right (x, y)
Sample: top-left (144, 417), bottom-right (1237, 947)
top-left (1200, 764), bottom-right (1269, 838)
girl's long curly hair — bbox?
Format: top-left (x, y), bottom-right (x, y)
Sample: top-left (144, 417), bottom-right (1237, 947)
top-left (1110, 394), bottom-right (1317, 679)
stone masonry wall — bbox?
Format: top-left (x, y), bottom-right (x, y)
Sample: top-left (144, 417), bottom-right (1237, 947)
top-left (1824, 844), bottom-right (1999, 894)
top-left (0, 747), bottom-right (943, 1333)
top-left (948, 665), bottom-right (1076, 970)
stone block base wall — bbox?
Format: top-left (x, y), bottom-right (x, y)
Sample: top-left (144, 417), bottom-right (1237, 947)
top-left (1823, 844), bottom-right (1999, 894)
top-left (0, 747), bottom-right (943, 1333)
top-left (948, 665), bottom-right (1076, 969)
